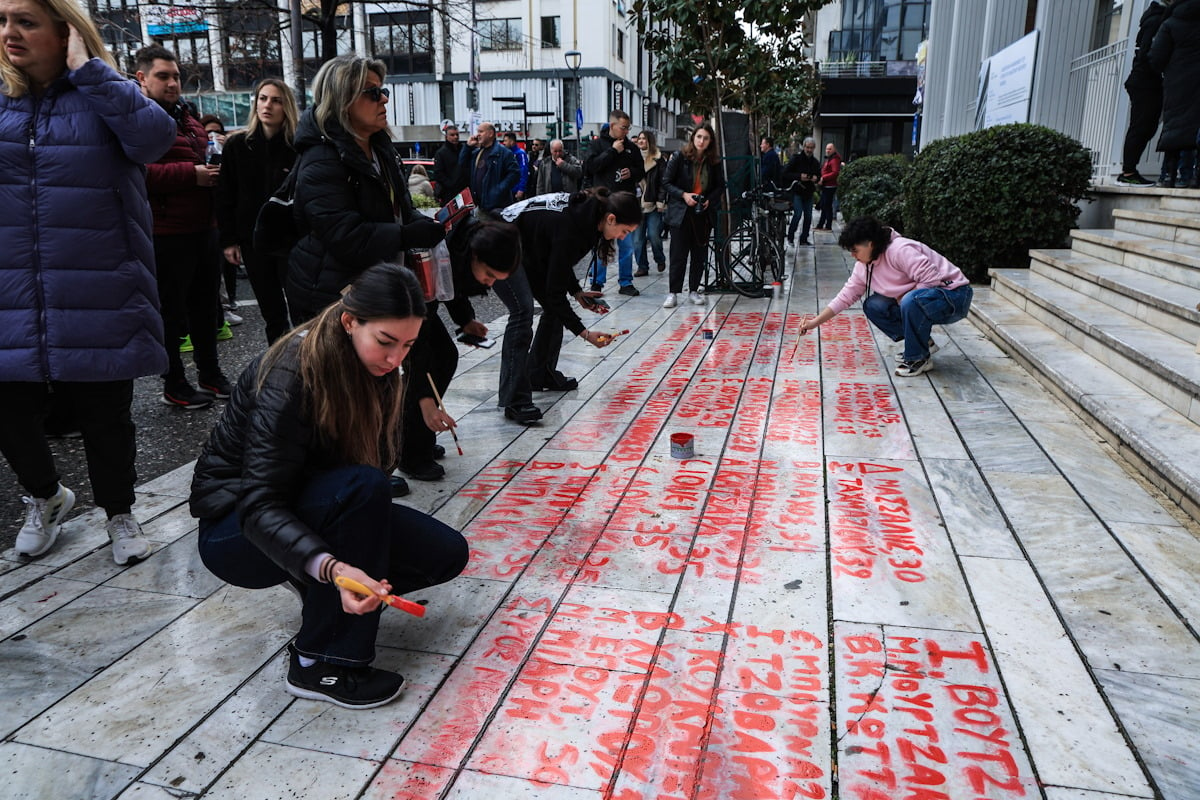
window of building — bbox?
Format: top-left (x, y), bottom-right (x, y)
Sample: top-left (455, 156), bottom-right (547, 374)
top-left (87, 0), bottom-right (139, 66)
top-left (830, 0), bottom-right (929, 62)
top-left (223, 3), bottom-right (282, 89)
top-left (616, 28), bottom-right (625, 61)
top-left (371, 10), bottom-right (433, 74)
top-left (540, 15), bottom-right (560, 48)
top-left (439, 81), bottom-right (455, 121)
top-left (1092, 0), bottom-right (1123, 50)
top-left (480, 18), bottom-right (522, 51)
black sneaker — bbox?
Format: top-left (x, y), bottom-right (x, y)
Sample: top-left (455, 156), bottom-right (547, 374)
top-left (400, 460), bottom-right (446, 481)
top-left (432, 444), bottom-right (446, 460)
top-left (895, 358), bottom-right (933, 378)
top-left (633, 269), bottom-right (649, 277)
top-left (162, 382), bottom-right (213, 410)
top-left (1116, 171), bottom-right (1154, 186)
top-left (390, 475), bottom-right (411, 497)
top-left (589, 282), bottom-right (603, 293)
top-left (198, 373), bottom-right (232, 399)
top-left (284, 644), bottom-right (406, 709)
top-left (504, 403), bottom-right (543, 425)
top-left (618, 285), bottom-right (640, 297)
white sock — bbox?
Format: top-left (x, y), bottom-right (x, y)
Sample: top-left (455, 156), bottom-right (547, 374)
top-left (298, 655), bottom-right (316, 668)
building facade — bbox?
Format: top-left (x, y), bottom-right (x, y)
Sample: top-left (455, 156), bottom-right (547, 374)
top-left (89, 0), bottom-right (681, 152)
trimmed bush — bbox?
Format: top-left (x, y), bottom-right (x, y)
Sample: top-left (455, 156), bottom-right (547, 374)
top-left (838, 154), bottom-right (910, 231)
top-left (903, 123), bottom-right (1092, 282)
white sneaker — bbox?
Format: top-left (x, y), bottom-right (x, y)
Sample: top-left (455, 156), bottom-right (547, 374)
top-left (894, 339), bottom-right (940, 363)
top-left (15, 484), bottom-right (75, 557)
top-left (688, 291), bottom-right (705, 305)
top-left (106, 513), bottom-right (152, 566)
top-left (662, 293), bottom-right (677, 308)
top-left (224, 310), bottom-right (244, 326)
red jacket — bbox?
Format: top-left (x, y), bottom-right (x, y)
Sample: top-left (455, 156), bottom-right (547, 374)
top-left (820, 152), bottom-right (842, 187)
top-left (145, 104), bottom-right (214, 235)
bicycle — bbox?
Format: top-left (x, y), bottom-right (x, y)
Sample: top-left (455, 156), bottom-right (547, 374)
top-left (715, 184), bottom-right (788, 297)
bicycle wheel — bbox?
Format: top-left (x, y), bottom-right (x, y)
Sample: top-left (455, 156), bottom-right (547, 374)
top-left (721, 224), bottom-right (767, 297)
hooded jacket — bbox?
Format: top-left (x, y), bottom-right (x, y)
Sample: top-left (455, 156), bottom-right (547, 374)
top-left (585, 128), bottom-right (646, 192)
top-left (0, 58), bottom-right (174, 383)
top-left (828, 229), bottom-right (969, 314)
top-left (287, 109), bottom-right (443, 320)
top-left (1149, 0), bottom-right (1200, 151)
top-left (500, 192), bottom-right (603, 336)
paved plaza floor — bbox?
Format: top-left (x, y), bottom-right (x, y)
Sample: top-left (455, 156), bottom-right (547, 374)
top-left (2, 236), bottom-right (1198, 799)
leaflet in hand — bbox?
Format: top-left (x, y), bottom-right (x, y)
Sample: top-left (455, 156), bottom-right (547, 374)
top-left (436, 188), bottom-right (475, 232)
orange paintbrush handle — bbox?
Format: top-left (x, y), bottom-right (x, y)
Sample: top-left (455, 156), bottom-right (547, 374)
top-left (334, 575), bottom-right (426, 617)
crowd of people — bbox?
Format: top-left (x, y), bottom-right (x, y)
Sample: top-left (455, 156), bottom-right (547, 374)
top-left (1, 0), bottom-right (976, 710)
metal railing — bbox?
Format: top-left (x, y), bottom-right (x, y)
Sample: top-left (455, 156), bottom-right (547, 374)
top-left (1068, 38), bottom-right (1129, 182)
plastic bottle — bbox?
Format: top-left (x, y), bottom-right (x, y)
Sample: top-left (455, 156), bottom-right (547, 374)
top-left (205, 133), bottom-right (222, 166)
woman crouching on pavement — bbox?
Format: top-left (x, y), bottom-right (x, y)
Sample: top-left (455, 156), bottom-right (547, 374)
top-left (798, 216), bottom-right (973, 377)
top-left (190, 263), bottom-right (468, 709)
top-left (399, 218), bottom-right (523, 482)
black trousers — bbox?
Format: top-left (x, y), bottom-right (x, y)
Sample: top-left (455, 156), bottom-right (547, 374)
top-left (401, 310), bottom-right (457, 467)
top-left (198, 465), bottom-right (468, 665)
top-left (239, 240), bottom-right (292, 344)
top-left (0, 380), bottom-right (136, 515)
top-left (668, 216), bottom-right (712, 294)
top-left (154, 231), bottom-right (221, 386)
top-left (1122, 82), bottom-right (1163, 173)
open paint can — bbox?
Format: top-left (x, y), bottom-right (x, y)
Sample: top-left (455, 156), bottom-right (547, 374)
top-left (701, 328), bottom-right (714, 340)
top-left (670, 432), bottom-right (695, 459)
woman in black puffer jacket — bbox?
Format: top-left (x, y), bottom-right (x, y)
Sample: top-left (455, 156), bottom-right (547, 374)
top-left (191, 263), bottom-right (468, 710)
top-left (1149, 0), bottom-right (1200, 187)
top-left (286, 55), bottom-right (444, 322)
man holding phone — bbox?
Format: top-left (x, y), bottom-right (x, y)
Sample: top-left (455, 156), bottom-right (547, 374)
top-left (584, 110), bottom-right (645, 296)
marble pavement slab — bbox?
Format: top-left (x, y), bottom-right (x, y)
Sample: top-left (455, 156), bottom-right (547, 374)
top-left (2, 741), bottom-right (142, 800)
top-left (960, 555), bottom-right (1152, 796)
top-left (197, 740), bottom-right (379, 799)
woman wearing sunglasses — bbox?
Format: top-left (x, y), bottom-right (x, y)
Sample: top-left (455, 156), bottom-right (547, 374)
top-left (286, 55), bottom-right (445, 323)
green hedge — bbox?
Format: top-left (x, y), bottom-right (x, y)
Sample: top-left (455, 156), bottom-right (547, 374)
top-left (838, 154), bottom-right (910, 231)
top-left (903, 123), bottom-right (1092, 282)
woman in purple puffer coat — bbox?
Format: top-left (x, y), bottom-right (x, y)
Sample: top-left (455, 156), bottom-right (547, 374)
top-left (0, 0), bottom-right (175, 564)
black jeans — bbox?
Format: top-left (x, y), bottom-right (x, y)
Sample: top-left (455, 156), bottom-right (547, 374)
top-left (668, 216), bottom-right (711, 294)
top-left (154, 231), bottom-right (221, 386)
top-left (0, 380), bottom-right (136, 515)
top-left (529, 298), bottom-right (569, 386)
top-left (492, 266), bottom-right (535, 408)
top-left (197, 465), bottom-right (468, 666)
top-left (239, 240), bottom-right (292, 344)
top-left (1122, 80), bottom-right (1163, 174)
top-left (402, 310), bottom-right (457, 467)
top-left (817, 187), bottom-right (838, 228)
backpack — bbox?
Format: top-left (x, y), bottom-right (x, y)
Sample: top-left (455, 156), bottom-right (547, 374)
top-left (253, 167), bottom-right (300, 257)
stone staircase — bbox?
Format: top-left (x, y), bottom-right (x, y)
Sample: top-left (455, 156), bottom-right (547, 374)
top-left (970, 188), bottom-right (1200, 521)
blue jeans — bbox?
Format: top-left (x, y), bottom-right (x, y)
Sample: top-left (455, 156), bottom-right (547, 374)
top-left (197, 465), bottom-right (468, 666)
top-left (632, 210), bottom-right (665, 270)
top-left (492, 265), bottom-right (535, 409)
top-left (590, 234), bottom-right (634, 287)
top-left (862, 286), bottom-right (974, 361)
top-left (788, 193), bottom-right (813, 242)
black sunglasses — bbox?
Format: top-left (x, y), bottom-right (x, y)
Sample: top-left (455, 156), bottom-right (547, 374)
top-left (361, 86), bottom-right (391, 102)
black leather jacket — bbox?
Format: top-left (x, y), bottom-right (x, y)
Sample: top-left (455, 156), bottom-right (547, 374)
top-left (190, 336), bottom-right (386, 581)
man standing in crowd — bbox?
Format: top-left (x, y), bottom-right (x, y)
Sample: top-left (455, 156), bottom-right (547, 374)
top-left (526, 138), bottom-right (546, 196)
top-left (816, 142), bottom-right (842, 231)
top-left (760, 136), bottom-right (781, 187)
top-left (136, 44), bottom-right (229, 410)
top-left (433, 123), bottom-right (467, 202)
top-left (584, 110), bottom-right (644, 296)
top-left (536, 139), bottom-right (583, 195)
top-left (501, 131), bottom-right (530, 202)
top-left (1116, 0), bottom-right (1170, 185)
top-left (781, 137), bottom-right (821, 246)
top-left (460, 121), bottom-right (521, 212)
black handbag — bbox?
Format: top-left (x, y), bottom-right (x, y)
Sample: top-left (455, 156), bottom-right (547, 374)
top-left (253, 168), bottom-right (299, 257)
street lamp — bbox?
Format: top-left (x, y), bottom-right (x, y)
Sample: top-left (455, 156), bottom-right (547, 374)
top-left (564, 50), bottom-right (582, 153)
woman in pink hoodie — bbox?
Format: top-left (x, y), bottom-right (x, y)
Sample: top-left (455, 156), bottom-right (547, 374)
top-left (798, 217), bottom-right (972, 377)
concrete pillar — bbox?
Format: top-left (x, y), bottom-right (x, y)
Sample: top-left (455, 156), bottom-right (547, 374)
top-left (921, 0), bottom-right (956, 147)
top-left (980, 0), bottom-right (1028, 59)
top-left (941, 0), bottom-right (985, 136)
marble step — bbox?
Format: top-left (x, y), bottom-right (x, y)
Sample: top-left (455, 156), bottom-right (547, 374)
top-left (1159, 189), bottom-right (1200, 215)
top-left (1070, 228), bottom-right (1200, 289)
top-left (1027, 248), bottom-right (1200, 342)
top-left (988, 267), bottom-right (1200, 421)
top-left (1113, 208), bottom-right (1200, 247)
top-left (970, 288), bottom-right (1200, 521)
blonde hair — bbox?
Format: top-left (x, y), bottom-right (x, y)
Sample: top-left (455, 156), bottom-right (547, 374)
top-left (0, 0), bottom-right (116, 98)
top-left (310, 54), bottom-right (387, 141)
top-left (244, 77), bottom-right (300, 144)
